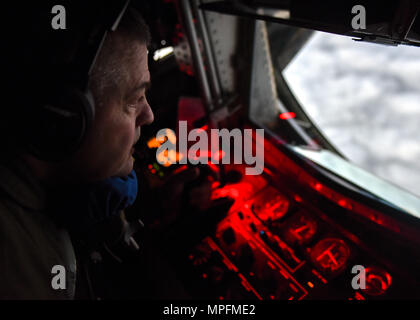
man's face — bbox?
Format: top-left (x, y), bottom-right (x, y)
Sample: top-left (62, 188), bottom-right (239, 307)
top-left (73, 40), bottom-right (154, 181)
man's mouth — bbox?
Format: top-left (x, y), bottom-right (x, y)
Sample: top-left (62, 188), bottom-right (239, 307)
top-left (133, 130), bottom-right (141, 148)
top-left (131, 129), bottom-right (141, 156)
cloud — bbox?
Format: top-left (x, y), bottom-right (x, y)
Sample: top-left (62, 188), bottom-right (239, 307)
top-left (283, 32), bottom-right (420, 196)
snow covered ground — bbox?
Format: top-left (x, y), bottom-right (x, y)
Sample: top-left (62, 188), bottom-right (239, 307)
top-left (283, 32), bottom-right (420, 197)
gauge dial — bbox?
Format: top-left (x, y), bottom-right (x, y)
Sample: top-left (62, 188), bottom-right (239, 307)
top-left (310, 238), bottom-right (351, 274)
top-left (251, 187), bottom-right (290, 222)
top-left (364, 266), bottom-right (392, 296)
top-left (285, 213), bottom-right (317, 245)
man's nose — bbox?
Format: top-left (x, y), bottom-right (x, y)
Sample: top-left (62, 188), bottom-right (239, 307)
top-left (137, 101), bottom-right (154, 127)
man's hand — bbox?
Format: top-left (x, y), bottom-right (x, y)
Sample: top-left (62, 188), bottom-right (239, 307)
top-left (150, 165), bottom-right (216, 230)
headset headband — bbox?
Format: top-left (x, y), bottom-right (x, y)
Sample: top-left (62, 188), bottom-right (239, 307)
top-left (67, 0), bottom-right (132, 91)
top-left (19, 0), bottom-right (133, 161)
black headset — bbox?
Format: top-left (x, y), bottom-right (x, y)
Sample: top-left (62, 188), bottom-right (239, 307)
top-left (25, 0), bottom-right (131, 161)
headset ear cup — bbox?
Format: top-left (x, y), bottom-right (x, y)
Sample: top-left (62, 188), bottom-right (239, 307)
top-left (28, 86), bottom-right (95, 161)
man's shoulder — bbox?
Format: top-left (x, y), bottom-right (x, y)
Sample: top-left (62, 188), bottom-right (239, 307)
top-left (0, 194), bottom-right (77, 300)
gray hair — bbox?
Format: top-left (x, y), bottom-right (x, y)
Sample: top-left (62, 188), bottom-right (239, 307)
top-left (88, 7), bottom-right (151, 106)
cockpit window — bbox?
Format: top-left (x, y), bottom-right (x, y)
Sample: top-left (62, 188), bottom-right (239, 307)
top-left (248, 20), bottom-right (420, 198)
top-left (282, 31), bottom-right (420, 197)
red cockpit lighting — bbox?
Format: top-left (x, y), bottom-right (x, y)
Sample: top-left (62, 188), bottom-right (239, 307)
top-left (279, 112), bottom-right (296, 120)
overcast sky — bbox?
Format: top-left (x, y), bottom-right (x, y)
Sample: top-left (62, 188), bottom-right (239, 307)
top-left (283, 32), bottom-right (420, 197)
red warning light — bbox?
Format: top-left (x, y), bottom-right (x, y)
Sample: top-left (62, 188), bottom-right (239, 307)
top-left (314, 183), bottom-right (323, 191)
top-left (279, 112), bottom-right (296, 120)
top-left (338, 199), bottom-right (353, 210)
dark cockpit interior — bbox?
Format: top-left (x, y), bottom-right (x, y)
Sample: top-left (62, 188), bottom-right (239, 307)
top-left (4, 0), bottom-right (420, 301)
top-left (90, 0), bottom-right (420, 300)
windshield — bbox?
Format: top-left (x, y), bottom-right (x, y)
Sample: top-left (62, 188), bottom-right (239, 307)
top-left (257, 22), bottom-right (420, 197)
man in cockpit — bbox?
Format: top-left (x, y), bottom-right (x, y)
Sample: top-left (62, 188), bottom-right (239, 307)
top-left (1, 5), bottom-right (154, 299)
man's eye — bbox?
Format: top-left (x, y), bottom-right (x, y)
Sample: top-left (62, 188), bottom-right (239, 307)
top-left (132, 96), bottom-right (145, 105)
top-left (127, 96), bottom-right (145, 110)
